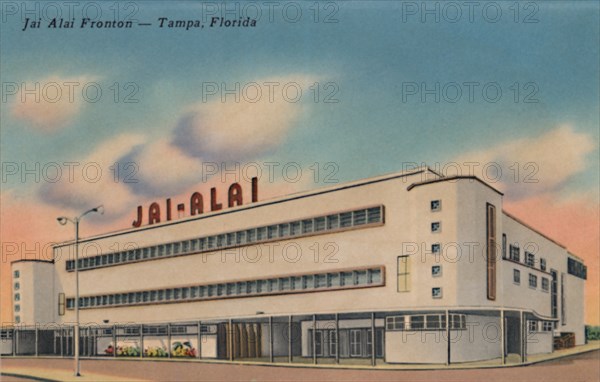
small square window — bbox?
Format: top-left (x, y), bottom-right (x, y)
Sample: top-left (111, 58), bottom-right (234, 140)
top-left (14, 316), bottom-right (20, 324)
top-left (431, 222), bottom-right (441, 233)
top-left (432, 287), bottom-right (442, 299)
top-left (432, 265), bottom-right (442, 277)
top-left (528, 274), bottom-right (537, 289)
top-left (430, 200), bottom-right (441, 211)
top-left (541, 277), bottom-right (549, 292)
top-left (13, 270), bottom-right (20, 279)
top-left (431, 243), bottom-right (441, 254)
top-left (14, 304), bottom-right (20, 312)
top-left (14, 293), bottom-right (20, 301)
top-left (513, 269), bottom-right (520, 284)
top-left (528, 320), bottom-right (538, 333)
top-left (526, 252), bottom-right (535, 267)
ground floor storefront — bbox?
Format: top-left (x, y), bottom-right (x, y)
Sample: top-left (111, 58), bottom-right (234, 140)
top-left (1, 309), bottom-right (560, 365)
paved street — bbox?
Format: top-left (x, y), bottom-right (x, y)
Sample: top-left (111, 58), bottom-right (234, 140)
top-left (2, 350), bottom-right (599, 382)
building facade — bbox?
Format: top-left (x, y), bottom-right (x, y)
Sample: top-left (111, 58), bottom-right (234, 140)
top-left (7, 167), bottom-right (587, 364)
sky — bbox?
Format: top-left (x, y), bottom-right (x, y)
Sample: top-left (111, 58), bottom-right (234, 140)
top-left (1, 1), bottom-right (598, 325)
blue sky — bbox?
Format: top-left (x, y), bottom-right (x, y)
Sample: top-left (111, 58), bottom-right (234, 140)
top-left (1, 1), bottom-right (598, 199)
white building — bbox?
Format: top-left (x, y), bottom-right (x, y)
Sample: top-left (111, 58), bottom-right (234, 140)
top-left (7, 167), bottom-right (586, 364)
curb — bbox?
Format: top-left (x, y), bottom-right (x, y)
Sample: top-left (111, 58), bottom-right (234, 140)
top-left (2, 347), bottom-right (598, 373)
top-left (0, 371), bottom-right (60, 382)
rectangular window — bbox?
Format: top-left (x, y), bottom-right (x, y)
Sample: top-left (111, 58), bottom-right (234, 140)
top-left (432, 265), bottom-right (442, 277)
top-left (510, 245), bottom-right (520, 262)
top-left (513, 269), bottom-right (520, 284)
top-left (502, 234), bottom-right (507, 259)
top-left (529, 274), bottom-right (537, 288)
top-left (397, 256), bottom-right (411, 292)
top-left (528, 321), bottom-right (538, 333)
top-left (367, 206), bottom-right (382, 223)
top-left (14, 293), bottom-right (20, 301)
top-left (410, 315), bottom-right (425, 330)
top-left (58, 293), bottom-right (65, 316)
top-left (540, 258), bottom-right (547, 271)
top-left (526, 252), bottom-right (535, 267)
top-left (541, 277), bottom-right (549, 292)
top-left (431, 243), bottom-right (441, 254)
top-left (13, 270), bottom-right (20, 278)
top-left (542, 322), bottom-right (553, 332)
top-left (13, 282), bottom-right (19, 291)
top-left (432, 287), bottom-right (442, 299)
top-left (353, 210), bottom-right (366, 225)
top-left (486, 203), bottom-right (497, 300)
top-left (430, 200), bottom-right (441, 211)
top-left (431, 222), bottom-right (441, 233)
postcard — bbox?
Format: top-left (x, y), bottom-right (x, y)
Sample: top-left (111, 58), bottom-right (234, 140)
top-left (1, 1), bottom-right (598, 381)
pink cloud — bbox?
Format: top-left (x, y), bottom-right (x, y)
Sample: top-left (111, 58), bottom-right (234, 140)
top-left (10, 75), bottom-right (97, 132)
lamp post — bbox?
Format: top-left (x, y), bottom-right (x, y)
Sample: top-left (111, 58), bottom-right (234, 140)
top-left (57, 205), bottom-right (103, 377)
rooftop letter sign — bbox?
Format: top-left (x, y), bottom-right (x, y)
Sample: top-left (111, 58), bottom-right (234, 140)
top-left (132, 177), bottom-right (258, 227)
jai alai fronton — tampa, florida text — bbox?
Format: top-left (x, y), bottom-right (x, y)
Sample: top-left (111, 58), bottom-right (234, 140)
top-left (5, 167), bottom-right (586, 365)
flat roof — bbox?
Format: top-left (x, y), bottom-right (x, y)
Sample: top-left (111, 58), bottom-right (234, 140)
top-left (11, 259), bottom-right (54, 265)
top-left (407, 175), bottom-right (504, 195)
top-left (54, 166), bottom-right (435, 248)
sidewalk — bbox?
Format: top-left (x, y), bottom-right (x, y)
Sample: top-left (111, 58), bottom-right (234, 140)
top-left (1, 341), bottom-right (598, 382)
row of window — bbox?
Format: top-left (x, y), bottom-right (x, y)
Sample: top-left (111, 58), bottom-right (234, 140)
top-left (505, 239), bottom-right (547, 272)
top-left (66, 267), bottom-right (384, 310)
top-left (513, 269), bottom-right (549, 291)
top-left (528, 320), bottom-right (553, 333)
top-left (66, 206), bottom-right (384, 272)
top-left (386, 314), bottom-right (467, 331)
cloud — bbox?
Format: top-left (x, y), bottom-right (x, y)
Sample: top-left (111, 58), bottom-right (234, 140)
top-left (127, 139), bottom-right (206, 197)
top-left (10, 75), bottom-right (98, 132)
top-left (454, 125), bottom-right (596, 198)
top-left (173, 75), bottom-right (316, 162)
top-left (37, 133), bottom-right (146, 218)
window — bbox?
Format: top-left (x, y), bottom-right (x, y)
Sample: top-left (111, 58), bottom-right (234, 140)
top-left (513, 269), bottom-right (520, 284)
top-left (541, 277), bottom-right (549, 292)
top-left (486, 203), bottom-right (497, 300)
top-left (432, 265), bottom-right (442, 277)
top-left (13, 282), bottom-right (19, 291)
top-left (567, 258), bottom-right (587, 280)
top-left (542, 322), bottom-right (553, 332)
top-left (509, 245), bottom-right (520, 262)
top-left (14, 293), bottom-right (20, 301)
top-left (386, 316), bottom-right (406, 330)
top-left (431, 243), bottom-right (441, 254)
top-left (14, 304), bottom-right (20, 313)
top-left (525, 252), bottom-right (535, 267)
top-left (14, 316), bottom-right (20, 324)
top-left (528, 320), bottom-right (538, 333)
top-left (540, 258), bottom-right (547, 271)
top-left (13, 270), bottom-right (19, 278)
top-left (502, 234), bottom-right (507, 259)
top-left (529, 274), bottom-right (537, 288)
top-left (65, 206), bottom-right (385, 272)
top-left (431, 222), bottom-right (441, 233)
top-left (58, 293), bottom-right (65, 316)
top-left (430, 200), bottom-right (441, 211)
top-left (432, 287), bottom-right (443, 299)
top-left (410, 315), bottom-right (425, 329)
top-left (397, 256), bottom-right (410, 292)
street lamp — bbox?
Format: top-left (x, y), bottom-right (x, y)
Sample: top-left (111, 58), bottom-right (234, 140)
top-left (57, 205), bottom-right (103, 377)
